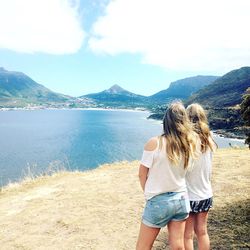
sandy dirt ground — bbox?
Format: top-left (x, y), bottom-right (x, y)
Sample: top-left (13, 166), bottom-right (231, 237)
top-left (0, 148), bottom-right (249, 250)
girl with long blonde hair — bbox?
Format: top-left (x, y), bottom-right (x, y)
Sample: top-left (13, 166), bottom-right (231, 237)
top-left (136, 101), bottom-right (199, 250)
top-left (184, 103), bottom-right (217, 250)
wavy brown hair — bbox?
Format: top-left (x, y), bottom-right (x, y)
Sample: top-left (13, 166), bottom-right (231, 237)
top-left (160, 101), bottom-right (198, 169)
top-left (186, 103), bottom-right (216, 153)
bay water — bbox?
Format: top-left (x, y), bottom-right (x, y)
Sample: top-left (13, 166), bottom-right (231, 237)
top-left (0, 109), bottom-right (245, 186)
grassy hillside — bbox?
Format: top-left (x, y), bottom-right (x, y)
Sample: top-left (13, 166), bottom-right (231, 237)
top-left (0, 148), bottom-right (249, 249)
top-left (187, 67), bottom-right (250, 107)
top-left (184, 67), bottom-right (250, 138)
top-left (0, 67), bottom-right (71, 107)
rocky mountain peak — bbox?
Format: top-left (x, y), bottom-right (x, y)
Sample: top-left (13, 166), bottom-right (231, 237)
top-left (106, 84), bottom-right (126, 94)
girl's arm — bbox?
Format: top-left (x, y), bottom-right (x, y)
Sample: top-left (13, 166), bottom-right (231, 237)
top-left (138, 164), bottom-right (149, 191)
top-left (139, 136), bottom-right (158, 191)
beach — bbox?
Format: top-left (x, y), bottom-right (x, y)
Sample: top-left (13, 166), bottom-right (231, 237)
top-left (0, 148), bottom-right (249, 249)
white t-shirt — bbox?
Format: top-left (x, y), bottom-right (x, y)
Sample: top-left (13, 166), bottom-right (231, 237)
top-left (140, 137), bottom-right (188, 200)
top-left (186, 148), bottom-right (213, 201)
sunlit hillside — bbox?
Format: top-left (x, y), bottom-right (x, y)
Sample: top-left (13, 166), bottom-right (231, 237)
top-left (0, 148), bottom-right (249, 249)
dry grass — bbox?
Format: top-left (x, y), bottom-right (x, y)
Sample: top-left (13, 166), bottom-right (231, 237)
top-left (0, 149), bottom-right (249, 250)
top-left (208, 148), bottom-right (250, 250)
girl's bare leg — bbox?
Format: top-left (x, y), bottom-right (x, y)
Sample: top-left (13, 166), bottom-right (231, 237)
top-left (184, 213), bottom-right (195, 250)
top-left (194, 212), bottom-right (210, 250)
top-left (168, 220), bottom-right (186, 250)
top-left (136, 223), bottom-right (160, 250)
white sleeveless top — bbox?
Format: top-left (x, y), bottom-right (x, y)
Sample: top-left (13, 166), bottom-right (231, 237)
top-left (186, 148), bottom-right (213, 201)
top-left (140, 137), bottom-right (188, 200)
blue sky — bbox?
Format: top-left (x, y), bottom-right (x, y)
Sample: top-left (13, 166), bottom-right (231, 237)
top-left (0, 0), bottom-right (249, 97)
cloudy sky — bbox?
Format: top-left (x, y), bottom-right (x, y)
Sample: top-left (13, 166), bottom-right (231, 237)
top-left (0, 0), bottom-right (249, 96)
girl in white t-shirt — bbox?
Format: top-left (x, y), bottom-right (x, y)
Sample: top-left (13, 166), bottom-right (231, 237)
top-left (184, 103), bottom-right (217, 250)
top-left (136, 102), bottom-right (199, 250)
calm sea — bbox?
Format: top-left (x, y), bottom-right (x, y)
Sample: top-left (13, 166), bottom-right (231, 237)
top-left (0, 109), bottom-right (245, 186)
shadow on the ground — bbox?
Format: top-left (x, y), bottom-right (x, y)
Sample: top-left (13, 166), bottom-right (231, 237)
top-left (152, 199), bottom-right (250, 250)
top-left (209, 199), bottom-right (250, 249)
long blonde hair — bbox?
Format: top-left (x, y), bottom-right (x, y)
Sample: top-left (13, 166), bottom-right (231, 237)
top-left (161, 101), bottom-right (198, 169)
top-left (186, 103), bottom-right (216, 153)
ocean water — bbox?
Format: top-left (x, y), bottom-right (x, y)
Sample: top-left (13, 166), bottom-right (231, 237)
top-left (0, 109), bottom-right (246, 186)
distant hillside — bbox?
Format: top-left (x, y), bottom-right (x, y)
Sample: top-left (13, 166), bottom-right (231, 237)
top-left (149, 75), bottom-right (218, 103)
top-left (185, 67), bottom-right (250, 138)
top-left (187, 67), bottom-right (250, 107)
top-left (81, 84), bottom-right (148, 108)
top-left (148, 67), bottom-right (250, 138)
top-left (0, 67), bottom-right (71, 107)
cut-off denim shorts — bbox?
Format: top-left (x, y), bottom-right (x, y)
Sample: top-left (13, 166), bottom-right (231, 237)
top-left (142, 191), bottom-right (190, 228)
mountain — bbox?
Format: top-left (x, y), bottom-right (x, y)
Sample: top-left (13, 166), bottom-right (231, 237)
top-left (186, 67), bottom-right (250, 107)
top-left (148, 67), bottom-right (250, 138)
top-left (0, 67), bottom-right (71, 107)
top-left (81, 77), bottom-right (219, 108)
top-left (81, 84), bottom-right (147, 108)
top-left (186, 67), bottom-right (250, 138)
top-left (149, 75), bottom-right (219, 103)
top-left (101, 84), bottom-right (134, 95)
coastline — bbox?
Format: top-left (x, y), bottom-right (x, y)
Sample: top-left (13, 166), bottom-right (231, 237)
top-left (212, 129), bottom-right (247, 140)
top-left (0, 106), bottom-right (149, 113)
top-left (147, 113), bottom-right (247, 140)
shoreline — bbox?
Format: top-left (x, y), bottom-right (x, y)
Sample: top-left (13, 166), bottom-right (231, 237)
top-left (0, 107), bottom-right (149, 113)
top-left (146, 121), bottom-right (247, 140)
top-left (147, 115), bottom-right (247, 140)
top-left (212, 129), bottom-right (247, 140)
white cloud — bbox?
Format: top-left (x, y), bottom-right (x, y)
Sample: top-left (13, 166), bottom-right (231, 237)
top-left (89, 0), bottom-right (250, 72)
top-left (0, 0), bottom-right (85, 54)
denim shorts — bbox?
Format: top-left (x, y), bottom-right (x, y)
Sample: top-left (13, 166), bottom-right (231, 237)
top-left (142, 191), bottom-right (190, 228)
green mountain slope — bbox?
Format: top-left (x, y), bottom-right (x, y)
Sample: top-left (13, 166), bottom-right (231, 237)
top-left (187, 67), bottom-right (250, 107)
top-left (186, 67), bottom-right (250, 138)
top-left (0, 67), bottom-right (70, 107)
top-left (149, 75), bottom-right (218, 103)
